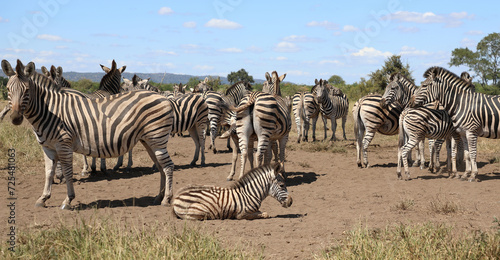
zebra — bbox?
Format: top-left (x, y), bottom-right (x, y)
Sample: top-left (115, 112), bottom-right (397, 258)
top-left (397, 106), bottom-right (464, 180)
top-left (312, 79), bottom-right (349, 141)
top-left (230, 71), bottom-right (292, 180)
top-left (412, 66), bottom-right (493, 182)
top-left (43, 61), bottom-right (125, 175)
top-left (172, 163), bottom-right (292, 220)
top-left (291, 91), bottom-right (321, 143)
top-left (122, 74), bottom-right (159, 92)
top-left (168, 93), bottom-right (209, 166)
top-left (353, 93), bottom-right (403, 168)
top-left (193, 77), bottom-right (213, 93)
top-left (2, 59), bottom-right (175, 209)
top-left (262, 71), bottom-right (286, 96)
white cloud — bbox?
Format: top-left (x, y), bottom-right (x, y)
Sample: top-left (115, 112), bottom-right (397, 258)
top-left (276, 56), bottom-right (288, 61)
top-left (6, 48), bottom-right (35, 53)
top-left (287, 70), bottom-right (310, 76)
top-left (274, 42), bottom-right (300, 53)
top-left (0, 17), bottom-right (9, 23)
top-left (383, 11), bottom-right (474, 27)
top-left (158, 7), bottom-right (174, 15)
top-left (466, 30), bottom-right (483, 35)
top-left (218, 47), bottom-right (242, 53)
top-left (306, 20), bottom-right (339, 30)
top-left (194, 65), bottom-right (214, 71)
top-left (319, 60), bottom-right (343, 65)
top-left (37, 34), bottom-right (70, 42)
top-left (205, 19), bottom-right (242, 29)
top-left (461, 38), bottom-right (476, 48)
top-left (247, 46), bottom-right (263, 53)
top-left (183, 21), bottom-right (196, 28)
top-left (152, 50), bottom-right (177, 56)
top-left (351, 47), bottom-right (392, 58)
top-left (56, 46), bottom-right (68, 49)
top-left (343, 25), bottom-right (359, 32)
top-left (399, 46), bottom-right (430, 56)
top-left (282, 35), bottom-right (321, 42)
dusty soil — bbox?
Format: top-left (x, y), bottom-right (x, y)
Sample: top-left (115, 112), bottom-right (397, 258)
top-left (1, 131), bottom-right (499, 259)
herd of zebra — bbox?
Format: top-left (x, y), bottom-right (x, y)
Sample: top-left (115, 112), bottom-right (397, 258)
top-left (2, 58), bottom-right (495, 219)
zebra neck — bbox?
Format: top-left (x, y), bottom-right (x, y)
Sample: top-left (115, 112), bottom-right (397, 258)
top-left (237, 174), bottom-right (271, 203)
top-left (23, 81), bottom-right (61, 128)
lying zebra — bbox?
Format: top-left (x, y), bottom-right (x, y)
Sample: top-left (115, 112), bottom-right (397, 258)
top-left (172, 163), bottom-right (292, 220)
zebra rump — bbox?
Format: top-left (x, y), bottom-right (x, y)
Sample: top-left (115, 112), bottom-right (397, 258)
top-left (172, 163), bottom-right (292, 220)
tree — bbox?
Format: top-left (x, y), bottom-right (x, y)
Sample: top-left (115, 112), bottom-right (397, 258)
top-left (449, 32), bottom-right (500, 85)
top-left (328, 75), bottom-right (345, 86)
top-left (368, 55), bottom-right (413, 93)
top-left (187, 77), bottom-right (200, 90)
top-left (227, 68), bottom-right (254, 84)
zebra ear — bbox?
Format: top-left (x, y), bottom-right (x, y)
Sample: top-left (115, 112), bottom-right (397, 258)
top-left (24, 61), bottom-right (36, 77)
top-left (2, 60), bottom-right (15, 77)
top-left (279, 73), bottom-right (286, 82)
top-left (50, 65), bottom-right (57, 79)
top-left (273, 163), bottom-right (282, 175)
top-left (101, 64), bottom-right (111, 73)
top-left (132, 74), bottom-right (139, 85)
top-left (41, 66), bottom-right (49, 77)
top-left (56, 66), bottom-right (63, 77)
top-left (314, 79), bottom-right (319, 85)
top-left (265, 72), bottom-right (271, 82)
top-left (118, 65), bottom-right (126, 73)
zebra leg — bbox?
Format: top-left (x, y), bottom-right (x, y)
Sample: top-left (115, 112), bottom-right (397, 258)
top-left (311, 115), bottom-right (318, 142)
top-left (126, 150), bottom-right (133, 170)
top-left (295, 113), bottom-right (302, 143)
top-left (58, 147), bottom-right (76, 210)
top-left (226, 134), bottom-right (239, 181)
top-left (237, 211), bottom-right (270, 220)
top-left (361, 130), bottom-right (375, 168)
top-left (341, 115), bottom-right (347, 140)
top-left (329, 116), bottom-right (337, 142)
top-left (278, 136), bottom-right (288, 176)
top-left (143, 142), bottom-right (174, 206)
top-left (401, 142), bottom-right (417, 181)
top-left (100, 158), bottom-right (107, 173)
top-left (91, 157), bottom-right (97, 173)
top-left (464, 132), bottom-right (479, 182)
top-left (36, 148), bottom-right (59, 207)
top-left (210, 121), bottom-right (218, 154)
top-left (397, 138), bottom-right (403, 179)
top-left (303, 117), bottom-right (310, 142)
top-left (0, 104), bottom-right (11, 121)
top-left (113, 155), bottom-right (124, 171)
top-left (81, 155), bottom-right (90, 176)
top-left (321, 114), bottom-right (328, 141)
top-left (418, 140), bottom-right (426, 170)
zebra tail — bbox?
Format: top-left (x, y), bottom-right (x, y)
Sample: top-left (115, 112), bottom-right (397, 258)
top-left (299, 92), bottom-right (305, 127)
top-left (352, 101), bottom-right (361, 142)
top-left (398, 110), bottom-right (405, 149)
top-left (231, 94), bottom-right (257, 113)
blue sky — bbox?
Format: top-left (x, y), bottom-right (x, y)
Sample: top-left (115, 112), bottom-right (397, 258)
top-left (1, 0), bottom-right (498, 85)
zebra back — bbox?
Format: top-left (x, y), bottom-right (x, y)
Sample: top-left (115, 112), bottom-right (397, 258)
top-left (168, 93), bottom-right (209, 134)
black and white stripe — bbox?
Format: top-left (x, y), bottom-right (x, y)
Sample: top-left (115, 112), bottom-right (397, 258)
top-left (172, 163), bottom-right (292, 220)
top-left (292, 91), bottom-right (321, 143)
top-left (412, 66), bottom-right (490, 182)
top-left (312, 79), bottom-right (349, 141)
top-left (2, 59), bottom-right (175, 209)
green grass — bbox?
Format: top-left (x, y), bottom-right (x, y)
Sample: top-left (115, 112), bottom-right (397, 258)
top-left (0, 216), bottom-right (260, 260)
top-left (318, 222), bottom-right (500, 260)
top-left (0, 117), bottom-right (44, 168)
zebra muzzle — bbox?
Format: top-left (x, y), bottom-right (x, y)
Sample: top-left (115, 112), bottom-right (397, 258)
top-left (281, 196), bottom-right (293, 208)
top-left (10, 110), bottom-right (24, 125)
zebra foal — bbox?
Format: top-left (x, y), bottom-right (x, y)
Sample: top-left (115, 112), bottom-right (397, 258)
top-left (412, 67), bottom-right (496, 182)
top-left (172, 163), bottom-right (292, 220)
top-left (2, 59), bottom-right (175, 209)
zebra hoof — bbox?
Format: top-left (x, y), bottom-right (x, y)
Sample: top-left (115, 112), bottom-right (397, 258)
top-left (113, 166), bottom-right (121, 171)
top-left (60, 204), bottom-right (71, 210)
top-left (468, 178), bottom-right (480, 182)
top-left (213, 149), bottom-right (217, 154)
top-left (35, 201), bottom-right (46, 208)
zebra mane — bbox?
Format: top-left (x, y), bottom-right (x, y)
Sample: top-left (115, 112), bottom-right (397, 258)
top-left (390, 72), bottom-right (415, 87)
top-left (424, 66), bottom-right (473, 91)
top-left (230, 164), bottom-right (278, 189)
top-left (98, 61), bottom-right (124, 94)
top-left (31, 71), bottom-right (62, 91)
top-left (225, 81), bottom-right (252, 95)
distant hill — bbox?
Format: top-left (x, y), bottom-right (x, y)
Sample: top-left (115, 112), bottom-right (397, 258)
top-left (0, 70), bottom-right (266, 85)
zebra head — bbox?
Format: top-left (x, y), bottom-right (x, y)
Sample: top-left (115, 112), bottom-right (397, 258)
top-left (411, 68), bottom-right (440, 108)
top-left (312, 78), bottom-right (328, 104)
top-left (380, 73), bottom-right (403, 108)
top-left (99, 60), bottom-right (126, 94)
top-left (263, 71), bottom-right (286, 96)
top-left (196, 77), bottom-right (213, 93)
top-left (1, 60), bottom-right (36, 125)
top-left (269, 163), bottom-right (293, 208)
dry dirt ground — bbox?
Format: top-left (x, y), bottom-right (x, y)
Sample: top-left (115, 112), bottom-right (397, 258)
top-left (1, 129), bottom-right (500, 259)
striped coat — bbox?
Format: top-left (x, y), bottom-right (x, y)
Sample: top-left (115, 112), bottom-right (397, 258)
top-left (2, 59), bottom-right (175, 209)
top-left (172, 163), bottom-right (292, 220)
